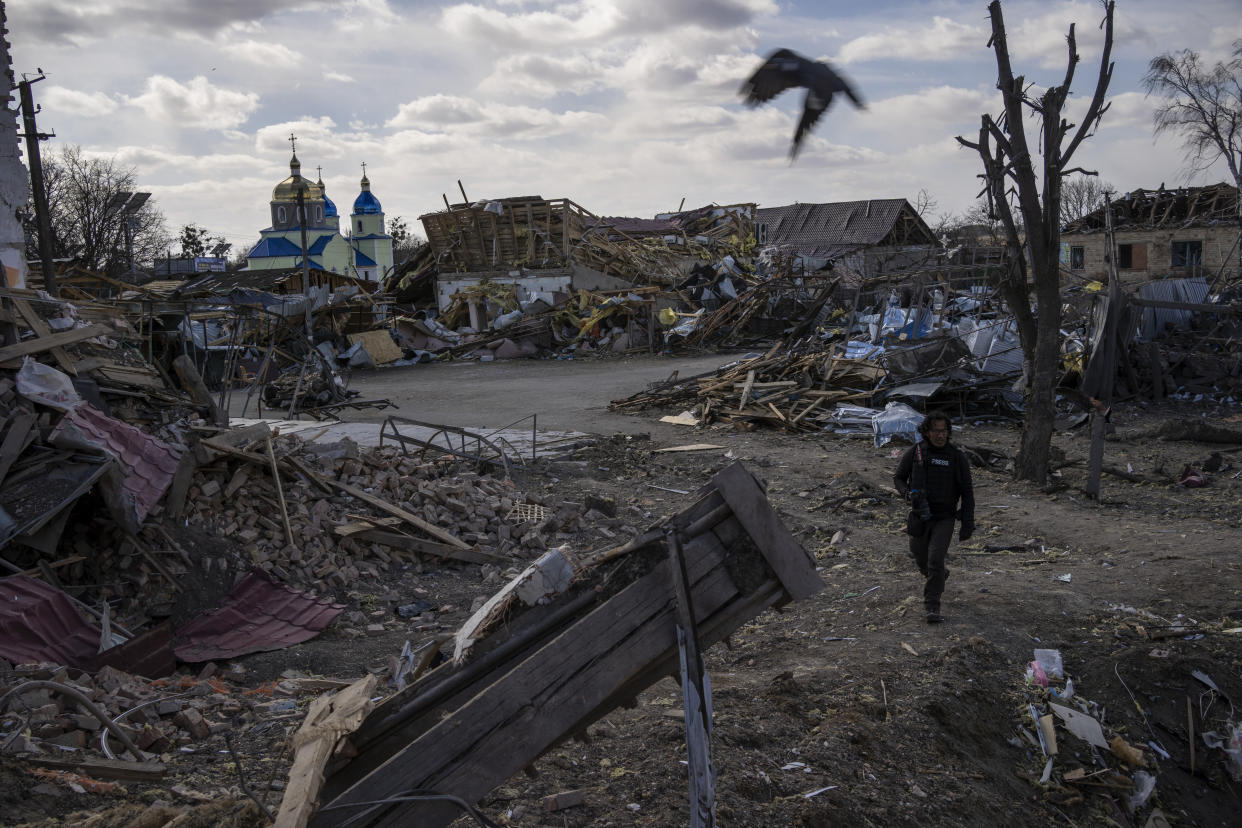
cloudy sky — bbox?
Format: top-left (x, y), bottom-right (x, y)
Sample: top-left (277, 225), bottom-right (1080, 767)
top-left (9, 0), bottom-right (1241, 257)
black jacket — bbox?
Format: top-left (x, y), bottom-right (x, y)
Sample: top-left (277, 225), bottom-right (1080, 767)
top-left (893, 441), bottom-right (975, 526)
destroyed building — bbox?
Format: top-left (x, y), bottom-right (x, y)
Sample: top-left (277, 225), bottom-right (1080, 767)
top-left (754, 198), bottom-right (943, 285)
top-left (1061, 183), bottom-right (1241, 288)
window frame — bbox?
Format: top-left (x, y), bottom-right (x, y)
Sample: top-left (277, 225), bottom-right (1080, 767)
top-left (1171, 239), bottom-right (1203, 268)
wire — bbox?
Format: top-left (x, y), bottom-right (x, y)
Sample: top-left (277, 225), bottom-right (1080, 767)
top-left (318, 789), bottom-right (504, 828)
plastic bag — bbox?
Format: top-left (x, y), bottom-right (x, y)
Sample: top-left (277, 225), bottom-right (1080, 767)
top-left (1025, 660), bottom-right (1048, 687)
top-left (16, 357), bottom-right (80, 411)
top-left (872, 402), bottom-right (923, 447)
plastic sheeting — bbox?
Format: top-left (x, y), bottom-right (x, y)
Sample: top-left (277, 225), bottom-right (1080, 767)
top-left (872, 402), bottom-right (924, 447)
top-left (956, 317), bottom-right (1023, 375)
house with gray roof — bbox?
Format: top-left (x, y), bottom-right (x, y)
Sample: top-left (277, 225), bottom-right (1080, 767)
top-left (755, 198), bottom-right (941, 284)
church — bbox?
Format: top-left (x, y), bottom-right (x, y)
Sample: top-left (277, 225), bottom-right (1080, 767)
top-left (245, 144), bottom-right (393, 282)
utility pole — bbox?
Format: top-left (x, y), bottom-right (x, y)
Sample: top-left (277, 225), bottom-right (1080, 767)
top-left (17, 72), bottom-right (57, 295)
top-left (297, 187), bottom-right (312, 337)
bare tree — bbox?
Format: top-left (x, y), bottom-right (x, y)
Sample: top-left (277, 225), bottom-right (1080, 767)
top-left (956, 0), bottom-right (1114, 484)
top-left (24, 145), bottom-right (170, 277)
top-left (1060, 174), bottom-right (1114, 225)
top-left (1143, 42), bottom-right (1242, 276)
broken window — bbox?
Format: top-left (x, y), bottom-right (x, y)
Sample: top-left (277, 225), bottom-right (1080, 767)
top-left (1070, 246), bottom-right (1084, 270)
top-left (1171, 240), bottom-right (1203, 268)
top-left (757, 223), bottom-right (768, 245)
top-left (1116, 242), bottom-right (1147, 270)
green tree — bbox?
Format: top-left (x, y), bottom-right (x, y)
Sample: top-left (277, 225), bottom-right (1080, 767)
top-left (24, 145), bottom-right (169, 277)
top-left (178, 223), bottom-right (232, 259)
top-left (387, 215), bottom-right (424, 267)
top-left (956, 0), bottom-right (1114, 484)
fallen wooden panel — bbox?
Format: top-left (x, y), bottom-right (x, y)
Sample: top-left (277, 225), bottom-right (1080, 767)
top-left (347, 329), bottom-right (403, 365)
top-left (309, 461), bottom-right (821, 827)
top-left (0, 322), bottom-right (111, 363)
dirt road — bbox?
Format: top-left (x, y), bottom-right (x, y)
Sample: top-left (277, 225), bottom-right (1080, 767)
top-left (336, 352), bottom-right (738, 435)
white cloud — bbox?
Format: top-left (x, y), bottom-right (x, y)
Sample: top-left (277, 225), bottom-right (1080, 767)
top-left (255, 117), bottom-right (341, 157)
top-left (42, 86), bottom-right (118, 117)
top-left (325, 71), bottom-right (356, 83)
top-left (126, 75), bottom-right (259, 129)
top-left (222, 39), bottom-right (303, 66)
top-left (836, 16), bottom-right (984, 65)
top-left (866, 86), bottom-right (994, 132)
top-left (387, 95), bottom-right (608, 138)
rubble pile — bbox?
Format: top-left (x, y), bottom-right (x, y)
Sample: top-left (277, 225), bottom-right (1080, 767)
top-left (180, 435), bottom-right (541, 593)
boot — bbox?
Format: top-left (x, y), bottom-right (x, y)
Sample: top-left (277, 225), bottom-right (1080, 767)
top-left (925, 603), bottom-right (942, 624)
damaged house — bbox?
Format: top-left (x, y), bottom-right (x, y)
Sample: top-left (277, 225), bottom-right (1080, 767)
top-left (754, 198), bottom-right (942, 286)
top-left (416, 195), bottom-right (755, 315)
top-left (1061, 182), bottom-right (1241, 288)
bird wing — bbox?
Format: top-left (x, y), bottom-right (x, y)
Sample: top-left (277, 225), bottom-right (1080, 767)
top-left (739, 48), bottom-right (810, 105)
top-left (791, 88), bottom-right (831, 159)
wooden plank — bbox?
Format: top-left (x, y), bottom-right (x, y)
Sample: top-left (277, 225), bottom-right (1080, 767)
top-left (315, 541), bottom-right (739, 827)
top-left (710, 462), bottom-right (823, 600)
top-left (172, 354), bottom-right (227, 427)
top-left (0, 411), bottom-right (37, 483)
top-left (347, 528), bottom-right (508, 566)
top-left (11, 298), bottom-right (77, 375)
top-left (267, 436), bottom-right (296, 548)
top-left (324, 479), bottom-right (470, 550)
top-left (276, 675), bottom-right (378, 828)
top-left (0, 322), bottom-right (110, 363)
top-left (25, 757), bottom-right (166, 782)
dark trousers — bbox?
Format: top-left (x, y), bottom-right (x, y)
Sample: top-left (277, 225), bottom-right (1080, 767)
top-left (910, 517), bottom-right (954, 610)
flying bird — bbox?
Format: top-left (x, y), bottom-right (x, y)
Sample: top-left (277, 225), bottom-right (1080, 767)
top-left (740, 48), bottom-right (865, 160)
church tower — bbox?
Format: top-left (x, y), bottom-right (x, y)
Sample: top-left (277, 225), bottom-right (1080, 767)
top-left (245, 138), bottom-right (351, 274)
top-left (349, 163), bottom-right (393, 282)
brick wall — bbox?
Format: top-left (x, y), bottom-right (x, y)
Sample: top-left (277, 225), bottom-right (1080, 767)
top-left (1062, 225), bottom-right (1240, 287)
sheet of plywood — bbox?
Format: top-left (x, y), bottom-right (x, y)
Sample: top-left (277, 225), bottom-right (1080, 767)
top-left (347, 329), bottom-right (403, 365)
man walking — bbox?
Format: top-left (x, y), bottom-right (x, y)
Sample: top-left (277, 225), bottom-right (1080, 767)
top-left (893, 411), bottom-right (975, 623)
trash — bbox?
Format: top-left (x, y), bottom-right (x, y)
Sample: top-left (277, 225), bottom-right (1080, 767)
top-left (1179, 465), bottom-right (1206, 487)
top-left (1050, 702), bottom-right (1109, 749)
top-left (1025, 661), bottom-right (1048, 687)
top-left (395, 600), bottom-right (435, 618)
top-left (1200, 723), bottom-right (1242, 781)
top-left (1129, 770), bottom-right (1157, 812)
top-left (872, 402), bottom-right (924, 447)
top-left (1054, 573), bottom-right (1072, 583)
top-left (1038, 715), bottom-right (1058, 756)
top-left (1033, 648), bottom-right (1064, 678)
top-left (1110, 735), bottom-right (1147, 768)
top-left (16, 357), bottom-right (80, 411)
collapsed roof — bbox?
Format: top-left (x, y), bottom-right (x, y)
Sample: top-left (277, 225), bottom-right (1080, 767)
top-left (1063, 182), bottom-right (1240, 233)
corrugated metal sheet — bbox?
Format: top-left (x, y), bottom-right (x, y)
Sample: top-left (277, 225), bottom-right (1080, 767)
top-left (0, 575), bottom-right (100, 667)
top-left (173, 569), bottom-right (345, 662)
top-left (49, 403), bottom-right (182, 525)
top-left (1137, 277), bottom-right (1211, 341)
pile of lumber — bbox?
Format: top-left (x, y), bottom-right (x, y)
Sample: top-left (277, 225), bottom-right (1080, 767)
top-left (610, 344), bottom-right (884, 431)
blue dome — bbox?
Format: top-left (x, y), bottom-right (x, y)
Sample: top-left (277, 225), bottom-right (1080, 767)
top-left (323, 193), bottom-right (338, 218)
top-left (353, 174), bottom-right (383, 215)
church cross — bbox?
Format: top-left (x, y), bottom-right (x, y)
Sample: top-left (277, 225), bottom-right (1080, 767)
top-left (288, 133), bottom-right (297, 153)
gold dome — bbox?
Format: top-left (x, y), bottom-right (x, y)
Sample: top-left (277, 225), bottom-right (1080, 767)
top-left (272, 154), bottom-right (323, 202)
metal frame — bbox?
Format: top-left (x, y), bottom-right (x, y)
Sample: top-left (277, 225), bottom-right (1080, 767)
top-left (379, 415), bottom-right (534, 479)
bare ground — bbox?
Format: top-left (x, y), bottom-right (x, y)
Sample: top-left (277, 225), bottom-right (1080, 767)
top-left (8, 353), bottom-right (1242, 827)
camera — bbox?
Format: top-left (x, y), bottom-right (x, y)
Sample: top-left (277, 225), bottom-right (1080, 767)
top-left (908, 489), bottom-right (933, 522)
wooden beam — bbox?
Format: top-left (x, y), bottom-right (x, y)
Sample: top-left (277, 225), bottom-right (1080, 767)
top-left (341, 527), bottom-right (508, 566)
top-left (710, 462), bottom-right (822, 600)
top-left (323, 479), bottom-right (471, 550)
top-left (0, 322), bottom-right (111, 363)
top-left (10, 298), bottom-right (77, 375)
